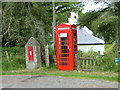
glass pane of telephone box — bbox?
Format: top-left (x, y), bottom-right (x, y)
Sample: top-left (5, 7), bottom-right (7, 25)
top-left (61, 42), bottom-right (68, 45)
top-left (60, 54), bottom-right (69, 57)
top-left (61, 38), bottom-right (68, 41)
top-left (74, 38), bottom-right (77, 41)
top-left (60, 58), bottom-right (68, 61)
top-left (61, 50), bottom-right (69, 53)
top-left (74, 45), bottom-right (77, 53)
top-left (74, 41), bottom-right (77, 44)
top-left (61, 46), bottom-right (67, 49)
top-left (74, 45), bottom-right (77, 49)
top-left (74, 33), bottom-right (77, 37)
top-left (60, 62), bottom-right (69, 66)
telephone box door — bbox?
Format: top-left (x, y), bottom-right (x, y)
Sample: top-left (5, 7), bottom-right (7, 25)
top-left (56, 31), bottom-right (74, 70)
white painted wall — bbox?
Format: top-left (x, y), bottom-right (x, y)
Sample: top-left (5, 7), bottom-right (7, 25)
top-left (78, 45), bottom-right (105, 55)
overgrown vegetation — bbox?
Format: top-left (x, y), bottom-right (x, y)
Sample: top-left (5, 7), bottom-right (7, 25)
top-left (2, 47), bottom-right (26, 71)
top-left (2, 46), bottom-right (56, 71)
top-left (77, 43), bottom-right (118, 72)
top-left (101, 43), bottom-right (118, 72)
top-left (2, 44), bottom-right (119, 82)
top-left (2, 43), bottom-right (118, 72)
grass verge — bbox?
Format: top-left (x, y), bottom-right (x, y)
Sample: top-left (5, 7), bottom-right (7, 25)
top-left (2, 68), bottom-right (118, 82)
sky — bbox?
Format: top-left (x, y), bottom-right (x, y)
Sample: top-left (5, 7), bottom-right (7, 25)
top-left (82, 1), bottom-right (111, 13)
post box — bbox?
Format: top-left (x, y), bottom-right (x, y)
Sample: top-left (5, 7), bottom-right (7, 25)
top-left (28, 46), bottom-right (34, 61)
top-left (25, 37), bottom-right (41, 69)
top-left (56, 23), bottom-right (78, 70)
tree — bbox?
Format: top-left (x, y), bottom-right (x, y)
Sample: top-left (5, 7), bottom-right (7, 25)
top-left (114, 1), bottom-right (120, 60)
top-left (2, 2), bottom-right (53, 47)
top-left (56, 2), bottom-right (84, 25)
top-left (2, 2), bottom-right (84, 47)
top-left (78, 2), bottom-right (117, 43)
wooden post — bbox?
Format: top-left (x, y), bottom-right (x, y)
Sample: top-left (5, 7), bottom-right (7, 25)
top-left (82, 58), bottom-right (85, 69)
top-left (52, 0), bottom-right (57, 66)
top-left (98, 51), bottom-right (101, 69)
top-left (77, 54), bottom-right (82, 71)
top-left (79, 54), bottom-right (82, 70)
top-left (75, 54), bottom-right (77, 70)
top-left (5, 51), bottom-right (9, 62)
top-left (86, 60), bottom-right (88, 69)
top-left (98, 51), bottom-right (100, 65)
top-left (76, 54), bottom-right (80, 71)
top-left (90, 55), bottom-right (92, 69)
top-left (93, 55), bottom-right (96, 70)
top-left (45, 44), bottom-right (50, 67)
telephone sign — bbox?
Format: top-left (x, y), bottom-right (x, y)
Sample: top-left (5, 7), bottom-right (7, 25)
top-left (59, 33), bottom-right (67, 37)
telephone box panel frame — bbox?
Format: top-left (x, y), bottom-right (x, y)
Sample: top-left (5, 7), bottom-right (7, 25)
top-left (56, 24), bottom-right (78, 71)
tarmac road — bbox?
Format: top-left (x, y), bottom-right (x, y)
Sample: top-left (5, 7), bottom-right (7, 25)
top-left (1, 75), bottom-right (119, 88)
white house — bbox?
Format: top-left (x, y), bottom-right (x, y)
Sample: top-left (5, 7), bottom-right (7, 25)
top-left (77, 26), bottom-right (105, 55)
top-left (68, 12), bottom-right (105, 55)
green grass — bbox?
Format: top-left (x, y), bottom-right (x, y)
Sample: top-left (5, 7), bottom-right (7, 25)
top-left (2, 47), bottom-right (26, 71)
top-left (2, 69), bottom-right (118, 82)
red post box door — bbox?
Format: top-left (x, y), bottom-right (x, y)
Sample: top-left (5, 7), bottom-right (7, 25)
top-left (28, 46), bottom-right (34, 61)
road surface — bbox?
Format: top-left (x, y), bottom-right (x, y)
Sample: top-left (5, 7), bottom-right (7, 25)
top-left (1, 75), bottom-right (119, 88)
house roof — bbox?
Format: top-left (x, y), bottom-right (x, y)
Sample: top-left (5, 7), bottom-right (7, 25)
top-left (77, 26), bottom-right (105, 45)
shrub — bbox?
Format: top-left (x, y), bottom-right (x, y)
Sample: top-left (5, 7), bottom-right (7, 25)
top-left (100, 44), bottom-right (118, 72)
top-left (2, 47), bottom-right (26, 71)
top-left (77, 43), bottom-right (118, 72)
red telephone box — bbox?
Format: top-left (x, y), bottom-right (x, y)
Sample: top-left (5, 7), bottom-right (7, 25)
top-left (28, 46), bottom-right (34, 61)
top-left (56, 24), bottom-right (78, 70)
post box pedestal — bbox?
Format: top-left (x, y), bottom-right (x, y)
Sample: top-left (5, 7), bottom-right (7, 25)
top-left (25, 37), bottom-right (41, 69)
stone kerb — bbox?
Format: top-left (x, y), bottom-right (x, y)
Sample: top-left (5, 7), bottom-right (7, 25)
top-left (25, 37), bottom-right (41, 69)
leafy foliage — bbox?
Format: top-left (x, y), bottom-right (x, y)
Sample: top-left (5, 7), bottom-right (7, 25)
top-left (56, 2), bottom-right (84, 25)
top-left (91, 10), bottom-right (117, 43)
top-left (101, 43), bottom-right (118, 72)
top-left (2, 2), bottom-right (84, 47)
top-left (2, 47), bottom-right (26, 71)
top-left (78, 3), bottom-right (117, 44)
top-left (2, 2), bottom-right (52, 47)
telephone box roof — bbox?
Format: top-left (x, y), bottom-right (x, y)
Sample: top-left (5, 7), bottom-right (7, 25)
top-left (56, 23), bottom-right (76, 28)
